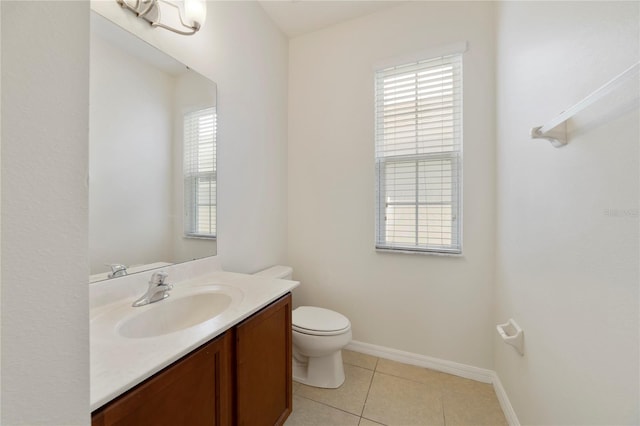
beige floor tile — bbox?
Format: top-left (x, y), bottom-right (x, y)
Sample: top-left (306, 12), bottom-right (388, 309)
top-left (376, 358), bottom-right (446, 388)
top-left (363, 372), bottom-right (444, 426)
top-left (285, 395), bottom-right (360, 426)
top-left (359, 417), bottom-right (386, 426)
top-left (358, 417), bottom-right (384, 426)
top-left (343, 350), bottom-right (378, 370)
top-left (441, 375), bottom-right (496, 400)
top-left (292, 381), bottom-right (300, 394)
top-left (442, 390), bottom-right (507, 426)
top-left (296, 364), bottom-right (374, 416)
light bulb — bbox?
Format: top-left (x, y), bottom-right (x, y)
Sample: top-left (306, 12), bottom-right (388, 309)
top-left (184, 0), bottom-right (206, 29)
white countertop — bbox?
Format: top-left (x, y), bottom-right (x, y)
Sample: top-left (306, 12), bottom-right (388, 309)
top-left (90, 268), bottom-right (299, 411)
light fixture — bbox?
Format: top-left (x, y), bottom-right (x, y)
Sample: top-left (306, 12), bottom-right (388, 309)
top-left (116, 0), bottom-right (206, 36)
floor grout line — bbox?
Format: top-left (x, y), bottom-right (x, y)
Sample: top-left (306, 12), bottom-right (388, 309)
top-left (441, 388), bottom-right (447, 426)
top-left (293, 393), bottom-right (362, 419)
top-left (360, 414), bottom-right (387, 426)
top-left (359, 358), bottom-right (378, 418)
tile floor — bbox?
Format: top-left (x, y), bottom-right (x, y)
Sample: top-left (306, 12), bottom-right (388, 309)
top-left (285, 350), bottom-right (508, 426)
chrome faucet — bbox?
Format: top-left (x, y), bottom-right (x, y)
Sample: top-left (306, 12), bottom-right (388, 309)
top-left (132, 271), bottom-right (173, 307)
top-left (107, 263), bottom-right (128, 279)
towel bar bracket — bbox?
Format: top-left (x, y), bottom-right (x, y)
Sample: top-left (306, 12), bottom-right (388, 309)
top-left (530, 122), bottom-right (567, 148)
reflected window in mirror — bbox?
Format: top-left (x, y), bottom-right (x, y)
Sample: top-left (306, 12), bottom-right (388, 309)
top-left (184, 106), bottom-right (217, 239)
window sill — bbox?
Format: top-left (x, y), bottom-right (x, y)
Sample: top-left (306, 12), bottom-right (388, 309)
top-left (375, 248), bottom-right (463, 258)
top-left (184, 234), bottom-right (217, 241)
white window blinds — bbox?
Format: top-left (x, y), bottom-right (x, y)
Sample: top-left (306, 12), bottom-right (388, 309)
top-left (375, 53), bottom-right (462, 254)
top-left (184, 106), bottom-right (216, 238)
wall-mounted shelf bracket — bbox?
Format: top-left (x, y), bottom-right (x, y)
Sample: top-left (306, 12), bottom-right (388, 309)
top-left (530, 61), bottom-right (639, 148)
top-left (530, 122), bottom-right (567, 148)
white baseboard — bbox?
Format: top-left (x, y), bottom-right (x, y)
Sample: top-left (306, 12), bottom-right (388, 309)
top-left (346, 340), bottom-right (494, 383)
top-left (345, 340), bottom-right (520, 426)
top-left (490, 372), bottom-right (521, 426)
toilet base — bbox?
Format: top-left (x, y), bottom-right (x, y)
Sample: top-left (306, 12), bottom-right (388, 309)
top-left (293, 349), bottom-right (345, 388)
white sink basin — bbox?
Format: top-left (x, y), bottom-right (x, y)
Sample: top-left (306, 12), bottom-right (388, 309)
top-left (118, 292), bottom-right (233, 338)
top-left (91, 285), bottom-right (244, 340)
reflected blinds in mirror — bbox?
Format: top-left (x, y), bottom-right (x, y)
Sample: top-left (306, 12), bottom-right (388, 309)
top-left (184, 107), bottom-right (217, 238)
top-left (374, 54), bottom-right (462, 254)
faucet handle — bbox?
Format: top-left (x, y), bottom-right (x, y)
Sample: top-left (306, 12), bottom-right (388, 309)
top-left (106, 263), bottom-right (128, 278)
top-left (149, 271), bottom-right (169, 285)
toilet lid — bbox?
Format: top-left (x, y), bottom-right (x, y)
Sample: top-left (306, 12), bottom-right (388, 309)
top-left (293, 306), bottom-right (350, 334)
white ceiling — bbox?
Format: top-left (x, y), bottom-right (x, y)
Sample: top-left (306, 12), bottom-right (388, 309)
top-left (258, 1), bottom-right (406, 38)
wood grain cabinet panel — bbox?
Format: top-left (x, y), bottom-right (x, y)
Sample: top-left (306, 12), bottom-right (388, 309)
top-left (235, 294), bottom-right (292, 426)
top-left (92, 332), bottom-right (231, 426)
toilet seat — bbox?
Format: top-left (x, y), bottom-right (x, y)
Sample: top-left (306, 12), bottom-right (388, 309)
top-left (293, 306), bottom-right (351, 336)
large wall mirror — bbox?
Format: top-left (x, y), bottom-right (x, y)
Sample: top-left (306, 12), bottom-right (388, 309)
top-left (89, 12), bottom-right (217, 283)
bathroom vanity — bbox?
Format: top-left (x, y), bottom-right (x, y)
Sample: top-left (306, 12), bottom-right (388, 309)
top-left (92, 294), bottom-right (292, 425)
top-left (90, 261), bottom-right (298, 426)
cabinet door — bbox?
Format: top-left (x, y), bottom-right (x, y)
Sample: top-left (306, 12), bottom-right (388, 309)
top-left (235, 294), bottom-right (292, 426)
top-left (92, 332), bottom-right (232, 426)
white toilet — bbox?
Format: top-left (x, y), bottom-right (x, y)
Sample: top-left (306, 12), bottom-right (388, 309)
top-left (254, 266), bottom-right (352, 389)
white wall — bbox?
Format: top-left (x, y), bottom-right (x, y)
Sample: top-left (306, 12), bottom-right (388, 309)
top-left (1, 2), bottom-right (90, 424)
top-left (0, 1), bottom-right (3, 420)
top-left (288, 2), bottom-right (496, 368)
top-left (91, 1), bottom-right (290, 274)
top-left (90, 34), bottom-right (174, 274)
top-left (207, 2), bottom-right (289, 273)
top-left (494, 2), bottom-right (639, 424)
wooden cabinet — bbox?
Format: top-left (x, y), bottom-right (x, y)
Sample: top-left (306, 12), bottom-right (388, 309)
top-left (235, 294), bottom-right (292, 426)
top-left (92, 332), bottom-right (232, 426)
top-left (92, 293), bottom-right (292, 426)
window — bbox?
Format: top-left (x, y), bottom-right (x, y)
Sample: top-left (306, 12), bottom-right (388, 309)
top-left (184, 106), bottom-right (216, 238)
top-left (375, 53), bottom-right (462, 254)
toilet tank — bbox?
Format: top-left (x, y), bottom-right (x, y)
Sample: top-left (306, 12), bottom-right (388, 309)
top-left (253, 265), bottom-right (293, 280)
